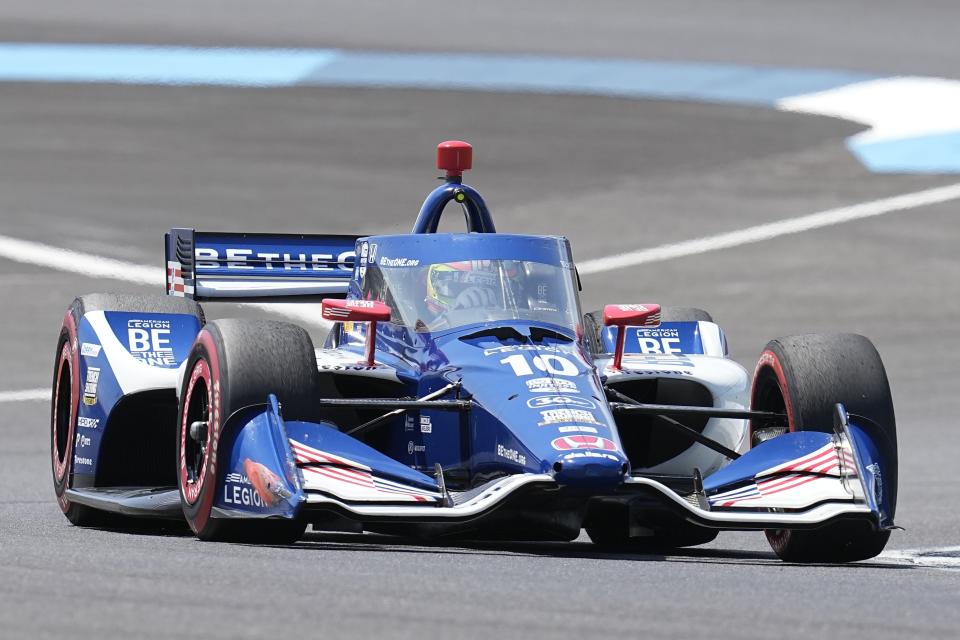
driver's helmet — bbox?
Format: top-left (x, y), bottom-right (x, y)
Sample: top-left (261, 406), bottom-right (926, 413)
top-left (425, 261), bottom-right (501, 314)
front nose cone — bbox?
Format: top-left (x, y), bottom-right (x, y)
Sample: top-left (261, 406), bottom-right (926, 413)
top-left (551, 444), bottom-right (629, 489)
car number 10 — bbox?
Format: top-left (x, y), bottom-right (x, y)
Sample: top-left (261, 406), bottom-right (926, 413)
top-left (499, 353), bottom-right (579, 377)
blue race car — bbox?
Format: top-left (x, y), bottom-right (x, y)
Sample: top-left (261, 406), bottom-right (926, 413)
top-left (51, 141), bottom-right (897, 562)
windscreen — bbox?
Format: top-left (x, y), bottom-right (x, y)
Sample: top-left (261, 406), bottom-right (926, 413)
top-left (361, 258), bottom-right (581, 332)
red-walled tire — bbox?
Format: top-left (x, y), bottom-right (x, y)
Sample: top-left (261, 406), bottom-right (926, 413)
top-left (51, 324), bottom-right (104, 526)
top-left (177, 319), bottom-right (316, 543)
top-left (750, 333), bottom-right (897, 563)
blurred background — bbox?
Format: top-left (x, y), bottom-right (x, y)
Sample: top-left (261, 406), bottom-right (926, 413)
top-left (1, 2), bottom-right (958, 638)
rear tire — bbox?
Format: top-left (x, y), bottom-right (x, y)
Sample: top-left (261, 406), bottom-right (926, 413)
top-left (52, 294), bottom-right (204, 526)
top-left (177, 319), bottom-right (316, 543)
top-left (750, 333), bottom-right (897, 563)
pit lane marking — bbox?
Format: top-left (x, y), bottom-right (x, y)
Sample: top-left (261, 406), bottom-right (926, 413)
top-left (577, 181), bottom-right (960, 274)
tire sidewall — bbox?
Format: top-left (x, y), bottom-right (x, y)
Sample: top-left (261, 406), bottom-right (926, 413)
top-left (51, 313), bottom-right (80, 513)
top-left (177, 328), bottom-right (225, 537)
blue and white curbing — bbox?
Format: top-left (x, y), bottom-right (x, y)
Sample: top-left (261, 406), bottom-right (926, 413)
top-left (1, 43), bottom-right (958, 173)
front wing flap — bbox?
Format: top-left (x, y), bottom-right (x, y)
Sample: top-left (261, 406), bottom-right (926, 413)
top-left (212, 398), bottom-right (890, 532)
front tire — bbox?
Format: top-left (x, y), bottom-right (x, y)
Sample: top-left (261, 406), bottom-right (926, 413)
top-left (751, 333), bottom-right (897, 563)
top-left (177, 319), bottom-right (316, 543)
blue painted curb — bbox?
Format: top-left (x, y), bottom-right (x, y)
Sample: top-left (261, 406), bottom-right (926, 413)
top-left (0, 43), bottom-right (955, 173)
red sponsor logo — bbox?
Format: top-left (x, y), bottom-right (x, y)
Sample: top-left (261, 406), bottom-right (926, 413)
top-left (550, 435), bottom-right (617, 451)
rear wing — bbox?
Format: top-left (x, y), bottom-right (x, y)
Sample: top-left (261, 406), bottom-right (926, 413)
top-left (165, 228), bottom-right (359, 301)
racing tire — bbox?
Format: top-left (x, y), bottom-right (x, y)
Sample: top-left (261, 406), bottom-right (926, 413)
top-left (177, 319), bottom-right (315, 544)
top-left (52, 294), bottom-right (204, 526)
top-left (583, 307), bottom-right (713, 356)
top-left (750, 333), bottom-right (897, 563)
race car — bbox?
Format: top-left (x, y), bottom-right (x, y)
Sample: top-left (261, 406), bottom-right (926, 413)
top-left (51, 140), bottom-right (897, 562)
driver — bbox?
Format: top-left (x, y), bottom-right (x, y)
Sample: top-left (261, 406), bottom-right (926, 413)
top-left (425, 261), bottom-right (501, 319)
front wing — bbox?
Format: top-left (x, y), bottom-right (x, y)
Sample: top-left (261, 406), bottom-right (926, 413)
top-left (204, 397), bottom-right (891, 533)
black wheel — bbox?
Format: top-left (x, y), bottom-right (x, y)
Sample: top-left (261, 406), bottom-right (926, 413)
top-left (52, 294), bottom-right (204, 526)
top-left (751, 333), bottom-right (897, 563)
top-left (582, 307), bottom-right (713, 356)
top-left (177, 319), bottom-right (316, 543)
top-left (585, 502), bottom-right (718, 551)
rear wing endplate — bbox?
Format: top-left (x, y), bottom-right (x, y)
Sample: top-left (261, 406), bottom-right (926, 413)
top-left (165, 228), bottom-right (359, 301)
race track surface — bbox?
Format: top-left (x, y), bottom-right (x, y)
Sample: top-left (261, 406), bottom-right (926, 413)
top-left (1, 3), bottom-right (958, 638)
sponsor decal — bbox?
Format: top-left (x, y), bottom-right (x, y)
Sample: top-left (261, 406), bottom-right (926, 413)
top-left (497, 443), bottom-right (527, 466)
top-left (611, 366), bottom-right (694, 376)
top-left (74, 455), bottom-right (93, 466)
top-left (551, 435), bottom-right (618, 451)
top-left (359, 241), bottom-right (369, 279)
top-left (617, 304), bottom-right (652, 312)
top-left (407, 441), bottom-right (426, 455)
top-left (636, 336), bottom-right (682, 355)
top-left (867, 462), bottom-right (883, 504)
top-left (166, 260), bottom-right (192, 296)
top-left (538, 408), bottom-right (599, 426)
top-left (75, 433), bottom-right (92, 448)
top-left (77, 416), bottom-right (99, 429)
top-left (483, 344), bottom-right (567, 356)
top-left (223, 472), bottom-right (269, 508)
top-left (80, 342), bottom-right (101, 357)
top-left (319, 364), bottom-right (381, 372)
top-left (194, 247), bottom-right (355, 271)
top-left (404, 415), bottom-right (415, 432)
top-left (379, 256), bottom-right (420, 267)
top-left (619, 354), bottom-right (695, 368)
top-left (560, 451), bottom-right (622, 462)
top-left (526, 377), bottom-right (579, 394)
top-left (420, 416), bottom-right (432, 434)
top-left (127, 319), bottom-right (176, 367)
top-left (558, 425), bottom-right (598, 434)
top-left (82, 367), bottom-right (100, 405)
top-left (345, 299), bottom-right (376, 308)
top-left (526, 395), bottom-right (596, 410)
top-left (368, 243), bottom-right (378, 262)
top-left (637, 328), bottom-right (680, 338)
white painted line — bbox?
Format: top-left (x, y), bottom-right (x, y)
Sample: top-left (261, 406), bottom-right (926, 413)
top-left (880, 546), bottom-right (960, 571)
top-left (0, 388), bottom-right (49, 403)
top-left (4, 181), bottom-right (960, 309)
top-left (0, 235), bottom-right (162, 285)
top-left (577, 181), bottom-right (960, 274)
top-left (0, 234), bottom-right (330, 328)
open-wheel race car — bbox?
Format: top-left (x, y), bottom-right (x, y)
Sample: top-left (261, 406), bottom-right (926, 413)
top-left (51, 141), bottom-right (897, 562)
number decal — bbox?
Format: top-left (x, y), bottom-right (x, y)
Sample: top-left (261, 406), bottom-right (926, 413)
top-left (500, 353), bottom-right (578, 377)
top-left (535, 354), bottom-right (578, 376)
top-left (500, 354), bottom-right (535, 376)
